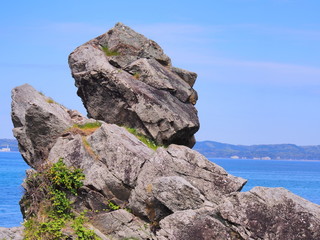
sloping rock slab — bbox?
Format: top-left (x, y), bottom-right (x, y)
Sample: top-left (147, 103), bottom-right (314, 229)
top-left (129, 144), bottom-right (247, 220)
top-left (152, 176), bottom-right (205, 212)
top-left (68, 22), bottom-right (199, 147)
top-left (217, 187), bottom-right (320, 240)
top-left (92, 209), bottom-right (155, 240)
top-left (156, 208), bottom-right (240, 240)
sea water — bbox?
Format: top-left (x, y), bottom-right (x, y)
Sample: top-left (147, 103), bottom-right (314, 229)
top-left (210, 158), bottom-right (320, 204)
top-left (1, 153), bottom-right (320, 227)
top-left (0, 152), bottom-right (28, 227)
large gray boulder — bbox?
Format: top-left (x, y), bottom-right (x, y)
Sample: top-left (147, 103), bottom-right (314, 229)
top-left (92, 209), bottom-right (155, 240)
top-left (217, 187), bottom-right (320, 240)
top-left (68, 22), bottom-right (199, 147)
top-left (156, 208), bottom-right (238, 240)
top-left (11, 84), bottom-right (74, 168)
top-left (156, 187), bottom-right (320, 240)
top-left (129, 144), bottom-right (247, 221)
top-left (12, 85), bottom-right (250, 239)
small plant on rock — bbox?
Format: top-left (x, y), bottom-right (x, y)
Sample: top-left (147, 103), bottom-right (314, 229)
top-left (23, 159), bottom-right (100, 240)
top-left (68, 121), bottom-right (102, 136)
top-left (125, 127), bottom-right (160, 150)
top-left (101, 45), bottom-right (120, 56)
top-left (133, 72), bottom-right (141, 80)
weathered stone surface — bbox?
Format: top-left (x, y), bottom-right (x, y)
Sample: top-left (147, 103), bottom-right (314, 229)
top-left (172, 66), bottom-right (197, 87)
top-left (87, 123), bottom-right (154, 188)
top-left (217, 187), bottom-right (320, 240)
top-left (11, 84), bottom-right (73, 168)
top-left (124, 58), bottom-right (194, 103)
top-left (0, 227), bottom-right (24, 240)
top-left (48, 134), bottom-right (124, 203)
top-left (96, 22), bottom-right (171, 68)
top-left (48, 122), bottom-right (153, 203)
top-left (92, 209), bottom-right (154, 240)
top-left (156, 208), bottom-right (239, 240)
top-left (152, 176), bottom-right (205, 212)
top-left (129, 144), bottom-right (247, 220)
top-left (68, 22), bottom-right (199, 147)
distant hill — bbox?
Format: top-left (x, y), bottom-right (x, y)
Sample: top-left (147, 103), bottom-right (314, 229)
top-left (194, 141), bottom-right (320, 160)
top-left (0, 139), bottom-right (19, 152)
top-left (2, 138), bottom-right (320, 160)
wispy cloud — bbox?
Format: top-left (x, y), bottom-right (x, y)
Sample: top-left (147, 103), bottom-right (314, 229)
top-left (202, 58), bottom-right (320, 86)
top-left (131, 22), bottom-right (320, 87)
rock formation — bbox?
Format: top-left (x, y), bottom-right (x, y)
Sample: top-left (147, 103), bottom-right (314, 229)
top-left (68, 22), bottom-right (199, 148)
top-left (0, 227), bottom-right (23, 240)
top-left (7, 23), bottom-right (320, 240)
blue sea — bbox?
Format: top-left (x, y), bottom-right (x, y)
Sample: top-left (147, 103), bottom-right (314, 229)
top-left (210, 158), bottom-right (320, 205)
top-left (0, 152), bottom-right (28, 227)
top-left (0, 153), bottom-right (320, 227)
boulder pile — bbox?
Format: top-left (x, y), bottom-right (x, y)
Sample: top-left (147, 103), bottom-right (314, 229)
top-left (6, 23), bottom-right (320, 240)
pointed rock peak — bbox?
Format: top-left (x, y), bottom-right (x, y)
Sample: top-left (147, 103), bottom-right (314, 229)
top-left (69, 23), bottom-right (199, 148)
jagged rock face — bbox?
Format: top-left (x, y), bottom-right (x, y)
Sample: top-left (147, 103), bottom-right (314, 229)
top-left (217, 187), bottom-right (320, 240)
top-left (12, 85), bottom-right (248, 239)
top-left (11, 84), bottom-right (94, 169)
top-left (91, 209), bottom-right (153, 240)
top-left (68, 22), bottom-right (199, 147)
top-left (129, 145), bottom-right (246, 221)
top-left (156, 187), bottom-right (320, 240)
top-left (48, 123), bottom-right (154, 202)
top-left (11, 84), bottom-right (72, 168)
top-left (11, 35), bottom-right (320, 239)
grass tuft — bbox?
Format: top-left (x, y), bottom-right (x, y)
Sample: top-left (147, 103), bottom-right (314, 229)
top-left (82, 136), bottom-right (100, 160)
top-left (125, 127), bottom-right (160, 151)
top-left (46, 98), bottom-right (56, 104)
top-left (68, 121), bottom-right (102, 136)
top-left (101, 45), bottom-right (120, 56)
top-left (74, 121), bottom-right (102, 129)
top-left (133, 72), bottom-right (140, 80)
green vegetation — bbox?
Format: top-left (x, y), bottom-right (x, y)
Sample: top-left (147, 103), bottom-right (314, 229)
top-left (48, 159), bottom-right (84, 195)
top-left (23, 159), bottom-right (100, 240)
top-left (46, 98), bottom-right (56, 104)
top-left (101, 45), bottom-right (120, 56)
top-left (74, 121), bottom-right (102, 130)
top-left (133, 72), bottom-right (141, 80)
top-left (68, 121), bottom-right (102, 136)
top-left (72, 213), bottom-right (97, 240)
top-left (82, 136), bottom-right (100, 160)
top-left (107, 200), bottom-right (120, 211)
top-left (125, 127), bottom-right (160, 151)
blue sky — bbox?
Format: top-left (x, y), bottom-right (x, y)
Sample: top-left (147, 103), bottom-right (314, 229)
top-left (1, 0), bottom-right (319, 145)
